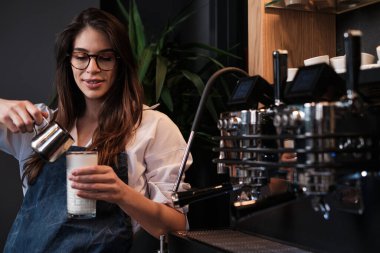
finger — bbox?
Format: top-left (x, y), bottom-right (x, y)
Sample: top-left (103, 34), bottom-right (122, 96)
top-left (7, 109), bottom-right (28, 133)
top-left (71, 181), bottom-right (119, 201)
top-left (72, 181), bottom-right (115, 191)
top-left (71, 165), bottom-right (110, 176)
top-left (70, 173), bottom-right (116, 184)
top-left (41, 111), bottom-right (49, 119)
top-left (24, 101), bottom-right (46, 127)
top-left (76, 190), bottom-right (114, 202)
top-left (11, 104), bottom-right (36, 133)
top-left (2, 115), bottom-right (20, 133)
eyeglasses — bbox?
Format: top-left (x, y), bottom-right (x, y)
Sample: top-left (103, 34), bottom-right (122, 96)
top-left (70, 51), bottom-right (119, 71)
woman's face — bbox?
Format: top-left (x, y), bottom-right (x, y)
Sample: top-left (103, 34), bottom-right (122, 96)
top-left (71, 26), bottom-right (117, 104)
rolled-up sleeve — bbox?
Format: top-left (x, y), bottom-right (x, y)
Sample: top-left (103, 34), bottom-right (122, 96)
top-left (126, 108), bottom-right (192, 213)
top-left (145, 148), bottom-right (192, 208)
top-left (144, 112), bottom-right (192, 207)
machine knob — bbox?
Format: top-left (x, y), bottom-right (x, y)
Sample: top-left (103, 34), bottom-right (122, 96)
top-left (273, 114), bottom-right (282, 127)
top-left (289, 110), bottom-right (305, 127)
top-left (217, 119), bottom-right (229, 130)
top-left (228, 117), bottom-right (242, 130)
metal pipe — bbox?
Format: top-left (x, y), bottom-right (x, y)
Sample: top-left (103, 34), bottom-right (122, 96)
top-left (172, 67), bottom-right (249, 193)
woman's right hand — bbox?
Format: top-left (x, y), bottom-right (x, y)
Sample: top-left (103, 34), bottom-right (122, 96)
top-left (0, 99), bottom-right (46, 133)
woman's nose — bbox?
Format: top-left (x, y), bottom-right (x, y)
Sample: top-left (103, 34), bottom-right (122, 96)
top-left (86, 57), bottom-right (101, 72)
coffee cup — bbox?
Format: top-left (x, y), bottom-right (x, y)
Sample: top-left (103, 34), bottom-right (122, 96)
top-left (287, 68), bottom-right (298, 82)
top-left (304, 55), bottom-right (330, 66)
top-left (329, 55), bottom-right (345, 72)
top-left (330, 53), bottom-right (375, 73)
top-left (377, 45), bottom-right (380, 64)
top-left (66, 151), bottom-right (98, 219)
top-left (361, 52), bottom-right (375, 65)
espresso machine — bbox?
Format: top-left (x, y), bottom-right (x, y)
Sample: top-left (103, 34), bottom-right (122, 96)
top-left (169, 31), bottom-right (380, 253)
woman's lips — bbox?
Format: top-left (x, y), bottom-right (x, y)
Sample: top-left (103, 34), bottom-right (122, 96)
top-left (83, 79), bottom-right (103, 89)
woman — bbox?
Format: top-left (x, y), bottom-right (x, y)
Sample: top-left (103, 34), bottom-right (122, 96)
top-left (0, 8), bottom-right (191, 252)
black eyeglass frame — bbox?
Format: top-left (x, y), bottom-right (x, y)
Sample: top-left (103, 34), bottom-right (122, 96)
top-left (68, 51), bottom-right (120, 71)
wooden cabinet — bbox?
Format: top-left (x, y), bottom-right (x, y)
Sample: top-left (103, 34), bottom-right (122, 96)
top-left (248, 0), bottom-right (380, 82)
top-left (248, 0), bottom-right (336, 82)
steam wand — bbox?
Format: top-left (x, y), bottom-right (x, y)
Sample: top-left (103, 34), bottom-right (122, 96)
top-left (344, 30), bottom-right (361, 100)
top-left (171, 67), bottom-right (249, 201)
top-left (273, 49), bottom-right (288, 106)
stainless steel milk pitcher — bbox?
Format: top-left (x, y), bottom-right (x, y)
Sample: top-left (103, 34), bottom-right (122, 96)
top-left (31, 118), bottom-right (74, 162)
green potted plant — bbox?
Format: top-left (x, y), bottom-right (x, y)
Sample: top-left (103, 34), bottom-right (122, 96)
top-left (116, 0), bottom-right (242, 139)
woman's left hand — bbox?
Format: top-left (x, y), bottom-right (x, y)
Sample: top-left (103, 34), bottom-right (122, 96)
top-left (68, 165), bottom-right (127, 204)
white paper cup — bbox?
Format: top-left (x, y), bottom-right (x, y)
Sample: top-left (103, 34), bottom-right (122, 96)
top-left (330, 55), bottom-right (346, 72)
top-left (287, 68), bottom-right (298, 82)
top-left (361, 52), bottom-right (375, 65)
top-left (377, 46), bottom-right (380, 64)
top-left (67, 150), bottom-right (98, 219)
top-left (304, 55), bottom-right (330, 66)
top-left (330, 53), bottom-right (375, 73)
top-left (360, 64), bottom-right (380, 70)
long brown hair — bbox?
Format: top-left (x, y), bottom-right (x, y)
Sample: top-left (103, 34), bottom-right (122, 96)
top-left (23, 8), bottom-right (143, 184)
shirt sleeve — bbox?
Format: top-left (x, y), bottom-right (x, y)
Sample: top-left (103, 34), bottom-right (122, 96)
top-left (0, 120), bottom-right (32, 161)
top-left (143, 111), bottom-right (192, 209)
top-left (0, 103), bottom-right (54, 177)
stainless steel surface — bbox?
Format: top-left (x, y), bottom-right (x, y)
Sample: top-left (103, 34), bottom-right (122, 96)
top-left (170, 31), bottom-right (380, 253)
top-left (173, 229), bottom-right (311, 253)
top-left (31, 121), bottom-right (74, 162)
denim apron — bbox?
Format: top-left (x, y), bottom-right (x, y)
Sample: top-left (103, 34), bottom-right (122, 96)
top-left (4, 146), bottom-right (133, 253)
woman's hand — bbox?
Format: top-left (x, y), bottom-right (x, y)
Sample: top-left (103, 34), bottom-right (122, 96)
top-left (69, 164), bottom-right (187, 238)
top-left (68, 165), bottom-right (127, 204)
top-left (0, 98), bottom-right (46, 133)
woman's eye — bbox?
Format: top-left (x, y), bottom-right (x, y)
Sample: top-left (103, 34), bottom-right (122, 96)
top-left (98, 55), bottom-right (114, 62)
top-left (72, 54), bottom-right (88, 61)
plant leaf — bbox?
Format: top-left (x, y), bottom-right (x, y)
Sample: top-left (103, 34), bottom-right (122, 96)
top-left (181, 70), bottom-right (218, 121)
top-left (130, 0), bottom-right (146, 59)
top-left (116, 0), bottom-right (129, 19)
top-left (138, 46), bottom-right (154, 82)
top-left (181, 70), bottom-right (204, 94)
top-left (184, 42), bottom-right (242, 59)
top-left (155, 56), bottom-right (168, 101)
top-left (160, 86), bottom-right (173, 111)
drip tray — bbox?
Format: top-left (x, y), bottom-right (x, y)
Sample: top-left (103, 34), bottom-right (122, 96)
top-left (169, 229), bottom-right (312, 253)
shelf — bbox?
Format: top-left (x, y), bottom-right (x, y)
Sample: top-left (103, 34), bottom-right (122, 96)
top-left (265, 0), bottom-right (380, 14)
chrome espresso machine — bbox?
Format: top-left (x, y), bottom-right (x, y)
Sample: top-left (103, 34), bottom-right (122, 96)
top-left (169, 31), bottom-right (380, 253)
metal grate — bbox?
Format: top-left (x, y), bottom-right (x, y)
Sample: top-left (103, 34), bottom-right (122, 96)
top-left (182, 229), bottom-right (312, 253)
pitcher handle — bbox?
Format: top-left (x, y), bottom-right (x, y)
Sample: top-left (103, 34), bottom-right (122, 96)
top-left (33, 117), bottom-right (50, 136)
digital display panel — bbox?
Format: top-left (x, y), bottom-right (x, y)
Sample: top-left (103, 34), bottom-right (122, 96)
top-left (284, 63), bottom-right (346, 103)
top-left (230, 79), bottom-right (253, 102)
top-left (289, 67), bottom-right (320, 94)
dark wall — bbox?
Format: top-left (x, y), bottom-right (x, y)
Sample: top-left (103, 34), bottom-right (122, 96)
top-left (336, 2), bottom-right (380, 56)
top-left (0, 0), bottom-right (99, 250)
top-left (101, 0), bottom-right (247, 69)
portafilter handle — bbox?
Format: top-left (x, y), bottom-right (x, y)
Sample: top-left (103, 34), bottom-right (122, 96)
top-left (344, 30), bottom-right (362, 100)
top-left (172, 183), bottom-right (238, 208)
top-left (273, 49), bottom-right (288, 106)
